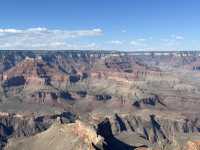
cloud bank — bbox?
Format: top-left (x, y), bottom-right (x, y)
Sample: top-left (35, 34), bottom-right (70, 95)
top-left (0, 27), bottom-right (103, 50)
top-left (0, 27), bottom-right (189, 51)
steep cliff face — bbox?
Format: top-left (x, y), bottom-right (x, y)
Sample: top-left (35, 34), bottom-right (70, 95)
top-left (2, 57), bottom-right (68, 87)
top-left (91, 112), bottom-right (200, 149)
top-left (104, 56), bottom-right (159, 73)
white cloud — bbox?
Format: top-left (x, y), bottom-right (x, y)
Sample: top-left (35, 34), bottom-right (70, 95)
top-left (130, 39), bottom-right (147, 47)
top-left (0, 29), bottom-right (22, 33)
top-left (175, 36), bottom-right (184, 40)
top-left (130, 40), bottom-right (139, 46)
top-left (137, 38), bottom-right (146, 42)
top-left (109, 40), bottom-right (123, 45)
top-left (160, 38), bottom-right (170, 42)
top-left (160, 35), bottom-right (185, 49)
top-left (0, 27), bottom-right (103, 50)
top-left (170, 34), bottom-right (184, 40)
top-left (0, 27), bottom-right (103, 37)
top-left (122, 30), bottom-right (127, 33)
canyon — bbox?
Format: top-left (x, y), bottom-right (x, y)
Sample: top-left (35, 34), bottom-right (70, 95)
top-left (0, 50), bottom-right (200, 149)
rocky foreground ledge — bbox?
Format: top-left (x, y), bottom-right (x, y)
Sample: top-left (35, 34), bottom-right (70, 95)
top-left (5, 120), bottom-right (104, 150)
top-left (1, 110), bottom-right (200, 150)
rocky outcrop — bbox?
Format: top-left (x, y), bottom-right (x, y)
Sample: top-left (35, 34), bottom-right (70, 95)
top-left (5, 120), bottom-right (104, 150)
top-left (0, 111), bottom-right (77, 149)
top-left (23, 90), bottom-right (75, 106)
top-left (27, 91), bottom-right (59, 104)
top-left (3, 76), bottom-right (26, 88)
top-left (185, 141), bottom-right (200, 150)
top-left (133, 95), bottom-right (166, 109)
top-left (96, 94), bottom-right (112, 102)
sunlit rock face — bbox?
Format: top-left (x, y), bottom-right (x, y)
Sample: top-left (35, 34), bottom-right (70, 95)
top-left (185, 141), bottom-right (200, 150)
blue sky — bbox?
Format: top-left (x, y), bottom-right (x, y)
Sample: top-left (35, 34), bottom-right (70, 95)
top-left (0, 0), bottom-right (200, 50)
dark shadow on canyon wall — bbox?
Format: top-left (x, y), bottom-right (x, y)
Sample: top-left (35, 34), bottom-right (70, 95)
top-left (96, 118), bottom-right (134, 150)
